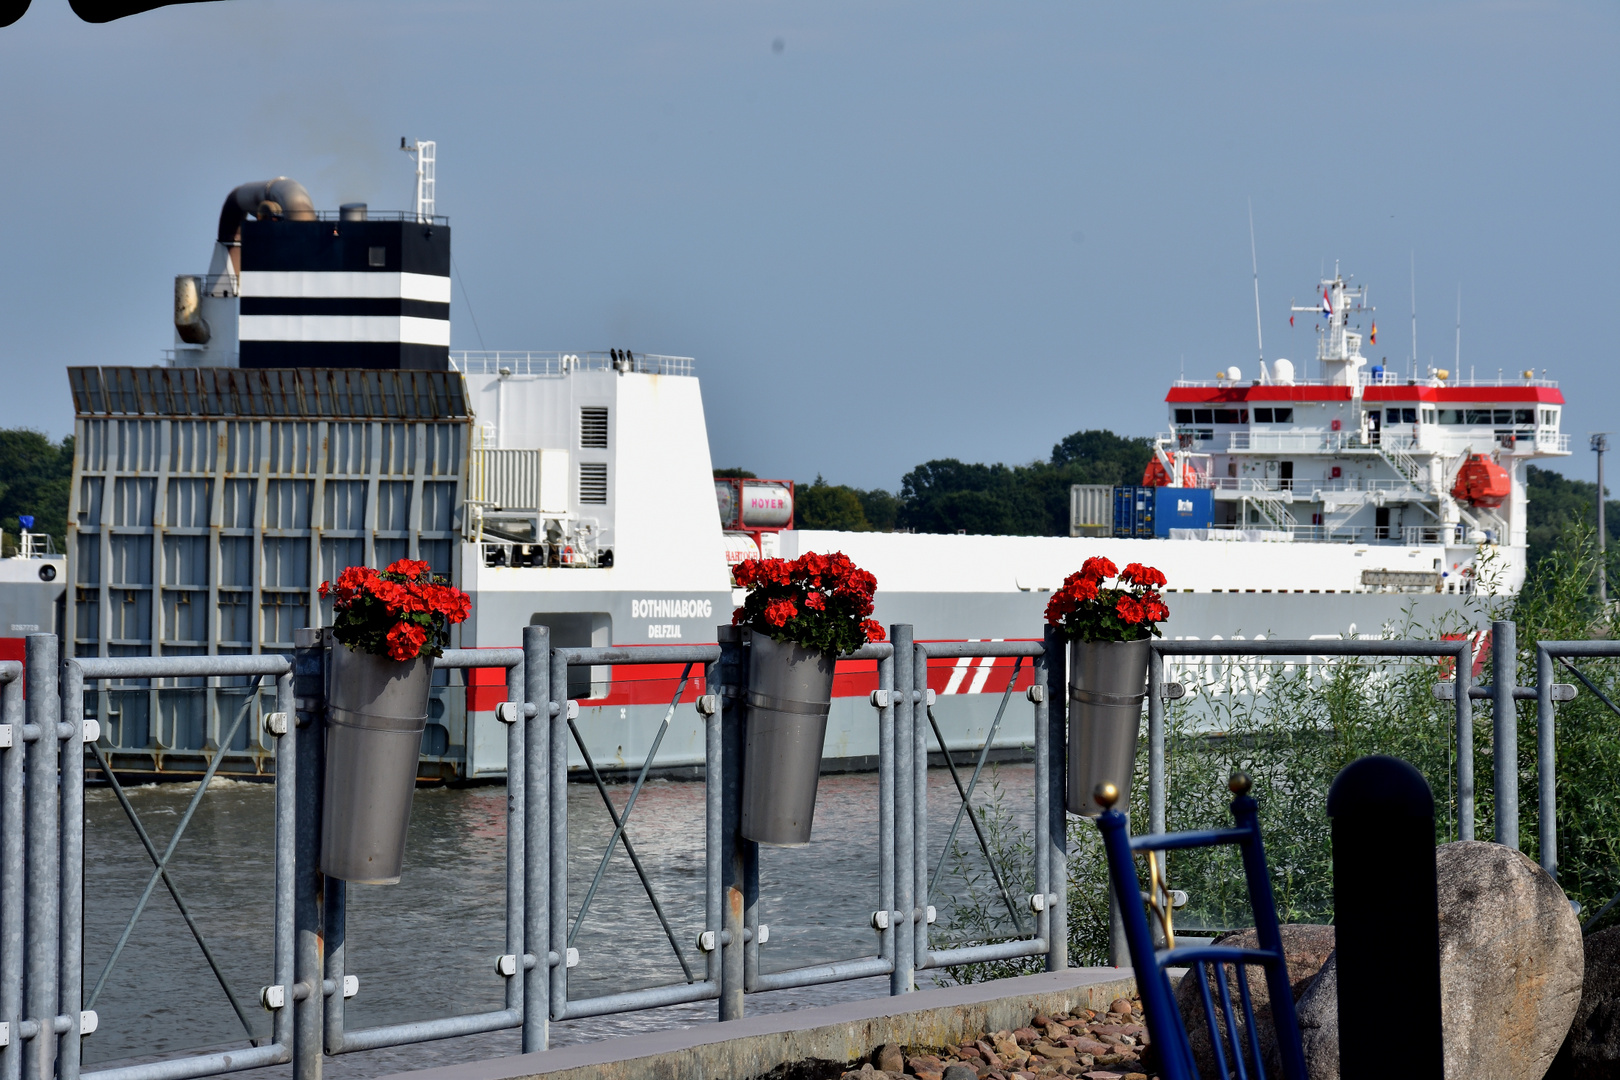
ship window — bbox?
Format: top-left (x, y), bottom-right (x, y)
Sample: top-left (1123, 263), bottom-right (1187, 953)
top-left (1513, 409), bottom-right (1534, 425)
top-left (1541, 409), bottom-right (1557, 426)
top-left (580, 407), bottom-right (609, 448)
top-left (1272, 408), bottom-right (1293, 423)
top-left (1193, 409), bottom-right (1213, 424)
top-left (1254, 408), bottom-right (1273, 423)
top-left (1174, 409), bottom-right (1193, 423)
top-left (1422, 408), bottom-right (1437, 424)
top-left (1465, 409), bottom-right (1492, 424)
top-left (1213, 409), bottom-right (1240, 424)
top-left (1493, 409), bottom-right (1512, 424)
top-left (1443, 410), bottom-right (1466, 424)
top-left (368, 246), bottom-right (387, 268)
top-left (579, 462), bottom-right (608, 504)
top-left (1400, 408), bottom-right (1417, 423)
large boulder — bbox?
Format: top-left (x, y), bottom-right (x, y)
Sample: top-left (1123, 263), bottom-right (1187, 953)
top-left (1547, 925), bottom-right (1620, 1078)
top-left (1288, 841), bottom-right (1584, 1080)
top-left (1436, 841), bottom-right (1584, 1078)
top-left (1174, 923), bottom-right (1335, 1076)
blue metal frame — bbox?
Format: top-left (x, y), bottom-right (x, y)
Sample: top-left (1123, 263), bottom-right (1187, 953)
top-left (1095, 781), bottom-right (1308, 1080)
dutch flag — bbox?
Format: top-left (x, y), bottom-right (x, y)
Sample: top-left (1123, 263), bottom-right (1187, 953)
top-left (1320, 288), bottom-right (1333, 319)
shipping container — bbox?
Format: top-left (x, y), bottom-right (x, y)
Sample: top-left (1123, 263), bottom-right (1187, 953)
top-left (1153, 486), bottom-right (1214, 537)
top-left (1069, 484), bottom-right (1113, 537)
top-left (1112, 485), bottom-right (1156, 538)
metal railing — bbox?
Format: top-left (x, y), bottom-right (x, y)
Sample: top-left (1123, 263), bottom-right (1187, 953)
top-left (0, 619), bottom-right (1604, 1080)
top-left (449, 352), bottom-right (695, 378)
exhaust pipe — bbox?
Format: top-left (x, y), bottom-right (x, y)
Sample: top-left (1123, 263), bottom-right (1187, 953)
top-left (216, 176), bottom-right (316, 245)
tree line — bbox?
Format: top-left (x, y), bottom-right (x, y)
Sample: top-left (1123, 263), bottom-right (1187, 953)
top-left (0, 425), bottom-right (1610, 575)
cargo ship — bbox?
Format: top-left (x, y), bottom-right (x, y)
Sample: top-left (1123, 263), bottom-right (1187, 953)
top-left (5, 166), bottom-right (1568, 780)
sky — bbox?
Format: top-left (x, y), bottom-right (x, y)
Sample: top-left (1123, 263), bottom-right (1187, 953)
top-left (0, 0), bottom-right (1614, 490)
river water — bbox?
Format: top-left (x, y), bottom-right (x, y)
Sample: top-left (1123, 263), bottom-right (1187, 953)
top-left (82, 764), bottom-right (1039, 1077)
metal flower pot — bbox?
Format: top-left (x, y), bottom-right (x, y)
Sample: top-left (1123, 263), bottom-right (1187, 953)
top-left (1067, 637), bottom-right (1151, 817)
top-left (741, 631), bottom-right (837, 847)
top-left (321, 642), bottom-right (433, 884)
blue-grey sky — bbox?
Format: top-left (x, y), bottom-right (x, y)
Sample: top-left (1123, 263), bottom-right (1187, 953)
top-left (1, 1), bottom-right (1614, 489)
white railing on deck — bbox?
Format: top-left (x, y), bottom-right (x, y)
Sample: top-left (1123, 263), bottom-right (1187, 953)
top-left (450, 351), bottom-right (695, 377)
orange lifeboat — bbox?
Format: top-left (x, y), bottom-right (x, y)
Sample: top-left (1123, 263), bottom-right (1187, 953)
top-left (1142, 457), bottom-right (1197, 487)
top-left (1450, 454), bottom-right (1510, 508)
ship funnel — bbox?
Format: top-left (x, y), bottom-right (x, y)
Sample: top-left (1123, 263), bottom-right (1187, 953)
top-left (216, 177), bottom-right (316, 245)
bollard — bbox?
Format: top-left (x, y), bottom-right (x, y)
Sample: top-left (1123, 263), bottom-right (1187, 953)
top-left (1327, 756), bottom-right (1443, 1079)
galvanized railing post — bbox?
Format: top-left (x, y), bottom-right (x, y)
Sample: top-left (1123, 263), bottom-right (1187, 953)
top-left (0, 662), bottom-right (24, 1080)
top-left (876, 644), bottom-right (896, 974)
top-left (292, 628), bottom-right (326, 1080)
top-left (1492, 620), bottom-right (1518, 848)
top-left (1536, 644), bottom-right (1557, 877)
top-left (889, 624), bottom-right (914, 994)
top-left (717, 628), bottom-right (746, 1021)
top-left (1146, 644), bottom-right (1168, 947)
top-left (1455, 639), bottom-right (1474, 842)
top-left (1147, 647), bottom-right (1165, 835)
top-left (547, 647), bottom-right (569, 1022)
top-left (273, 671), bottom-right (297, 1059)
top-left (59, 657), bottom-right (87, 1080)
top-left (911, 637), bottom-right (929, 975)
top-left (521, 625), bottom-right (549, 1052)
top-left (1040, 628), bottom-right (1065, 971)
top-left (704, 631), bottom-right (732, 1011)
top-left (501, 645), bottom-right (526, 1036)
top-left (25, 633), bottom-right (60, 1080)
top-left (322, 881), bottom-right (345, 1056)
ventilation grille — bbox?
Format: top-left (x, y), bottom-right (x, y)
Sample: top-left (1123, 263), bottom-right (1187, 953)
top-left (579, 462), bottom-right (608, 504)
top-left (580, 407), bottom-right (609, 449)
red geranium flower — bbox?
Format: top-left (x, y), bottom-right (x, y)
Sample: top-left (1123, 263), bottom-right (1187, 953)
top-left (730, 552), bottom-right (883, 654)
top-left (1045, 556), bottom-right (1169, 642)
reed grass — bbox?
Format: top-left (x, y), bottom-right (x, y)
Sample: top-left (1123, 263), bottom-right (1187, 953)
top-left (939, 524), bottom-right (1620, 981)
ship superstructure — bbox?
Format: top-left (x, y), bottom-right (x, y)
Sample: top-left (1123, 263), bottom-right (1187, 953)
top-left (1148, 270), bottom-right (1566, 593)
top-left (14, 170), bottom-right (1566, 782)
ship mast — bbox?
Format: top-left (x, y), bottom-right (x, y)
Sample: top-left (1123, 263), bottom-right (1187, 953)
top-left (1290, 267), bottom-right (1370, 390)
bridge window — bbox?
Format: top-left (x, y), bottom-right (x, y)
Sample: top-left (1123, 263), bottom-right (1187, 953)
top-left (1174, 408), bottom-right (1193, 423)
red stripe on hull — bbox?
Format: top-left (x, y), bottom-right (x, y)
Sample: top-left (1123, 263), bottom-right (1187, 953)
top-left (466, 641), bottom-right (1043, 712)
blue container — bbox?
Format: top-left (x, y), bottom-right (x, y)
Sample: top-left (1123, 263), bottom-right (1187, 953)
top-left (1113, 485), bottom-right (1156, 539)
top-left (1153, 486), bottom-right (1214, 537)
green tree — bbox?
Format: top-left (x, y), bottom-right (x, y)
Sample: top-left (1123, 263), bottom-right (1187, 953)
top-left (0, 429), bottom-right (74, 554)
top-left (794, 475), bottom-right (871, 530)
top-left (712, 467), bottom-right (757, 479)
top-left (896, 430), bottom-right (1154, 536)
top-left (858, 488), bottom-right (900, 531)
top-left (1525, 464), bottom-right (1618, 578)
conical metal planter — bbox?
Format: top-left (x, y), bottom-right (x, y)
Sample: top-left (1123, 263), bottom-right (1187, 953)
top-left (741, 631), bottom-right (837, 847)
top-left (1067, 637), bottom-right (1151, 817)
top-left (321, 642), bottom-right (433, 884)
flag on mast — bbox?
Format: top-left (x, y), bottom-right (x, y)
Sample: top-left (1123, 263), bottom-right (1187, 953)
top-left (1320, 287), bottom-right (1333, 319)
top-left (1370, 321), bottom-right (1378, 345)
